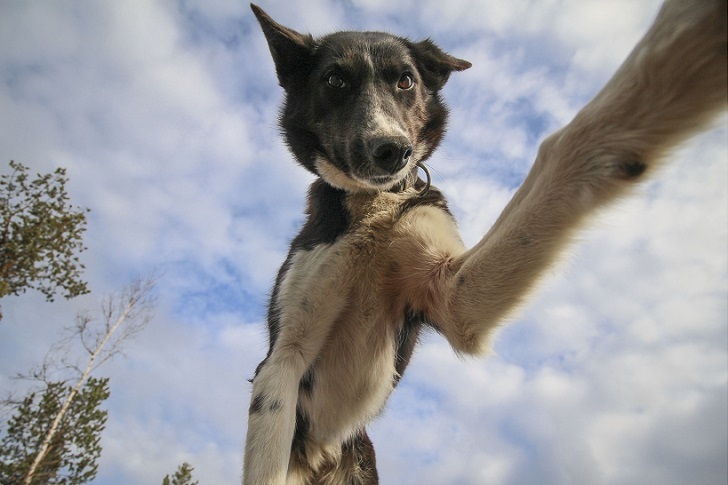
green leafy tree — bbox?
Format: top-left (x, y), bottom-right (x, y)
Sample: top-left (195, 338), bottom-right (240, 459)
top-left (0, 377), bottom-right (109, 485)
top-left (0, 276), bottom-right (156, 484)
top-left (162, 462), bottom-right (199, 485)
top-left (0, 160), bottom-right (89, 305)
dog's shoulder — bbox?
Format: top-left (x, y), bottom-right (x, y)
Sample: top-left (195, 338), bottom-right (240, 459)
top-left (290, 179), bottom-right (350, 251)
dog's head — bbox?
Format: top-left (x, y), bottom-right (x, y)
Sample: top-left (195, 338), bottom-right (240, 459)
top-left (252, 4), bottom-right (471, 193)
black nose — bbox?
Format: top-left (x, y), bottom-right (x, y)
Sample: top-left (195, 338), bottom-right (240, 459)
top-left (369, 136), bottom-right (413, 174)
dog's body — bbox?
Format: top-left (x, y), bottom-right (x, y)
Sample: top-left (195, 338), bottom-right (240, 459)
top-left (244, 2), bottom-right (726, 483)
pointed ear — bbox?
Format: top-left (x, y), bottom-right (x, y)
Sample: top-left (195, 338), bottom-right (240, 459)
top-left (407, 39), bottom-right (471, 91)
top-left (251, 4), bottom-right (315, 89)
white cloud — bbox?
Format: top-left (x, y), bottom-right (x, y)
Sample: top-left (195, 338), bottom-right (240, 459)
top-left (0, 1), bottom-right (725, 484)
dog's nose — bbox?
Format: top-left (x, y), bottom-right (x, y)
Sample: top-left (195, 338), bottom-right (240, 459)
top-left (369, 137), bottom-right (413, 174)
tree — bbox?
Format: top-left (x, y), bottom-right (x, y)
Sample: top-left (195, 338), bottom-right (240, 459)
top-left (0, 276), bottom-right (156, 484)
top-left (162, 462), bottom-right (199, 485)
top-left (0, 160), bottom-right (89, 306)
top-left (0, 377), bottom-right (109, 485)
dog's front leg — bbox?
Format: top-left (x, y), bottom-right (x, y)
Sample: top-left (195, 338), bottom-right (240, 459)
top-left (243, 352), bottom-right (304, 484)
top-left (431, 0), bottom-right (726, 354)
top-left (243, 246), bottom-right (351, 484)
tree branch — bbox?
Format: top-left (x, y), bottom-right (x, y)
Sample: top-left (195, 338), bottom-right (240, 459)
top-left (21, 275), bottom-right (156, 484)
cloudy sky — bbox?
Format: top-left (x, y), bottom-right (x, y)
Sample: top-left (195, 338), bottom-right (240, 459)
top-left (1, 1), bottom-right (726, 484)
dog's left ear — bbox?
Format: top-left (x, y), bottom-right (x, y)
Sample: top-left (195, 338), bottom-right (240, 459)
top-left (251, 4), bottom-right (315, 89)
top-left (407, 39), bottom-right (471, 91)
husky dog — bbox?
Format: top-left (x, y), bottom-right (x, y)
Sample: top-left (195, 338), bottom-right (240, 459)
top-left (244, 2), bottom-right (726, 483)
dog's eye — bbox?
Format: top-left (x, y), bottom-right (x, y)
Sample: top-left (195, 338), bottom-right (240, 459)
top-left (397, 73), bottom-right (414, 90)
top-left (326, 73), bottom-right (346, 89)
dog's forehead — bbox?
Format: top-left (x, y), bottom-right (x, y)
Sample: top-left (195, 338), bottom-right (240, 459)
top-left (316, 31), bottom-right (414, 70)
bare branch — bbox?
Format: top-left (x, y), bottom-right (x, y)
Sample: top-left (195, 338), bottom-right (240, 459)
top-left (21, 274), bottom-right (156, 485)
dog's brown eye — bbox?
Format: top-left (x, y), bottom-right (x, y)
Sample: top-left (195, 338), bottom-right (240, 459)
top-left (397, 73), bottom-right (414, 90)
top-left (326, 73), bottom-right (346, 89)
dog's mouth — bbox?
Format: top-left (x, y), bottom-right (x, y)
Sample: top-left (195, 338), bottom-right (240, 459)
top-left (353, 171), bottom-right (408, 190)
top-left (314, 137), bottom-right (417, 192)
top-left (314, 152), bottom-right (414, 192)
top-left (314, 156), bottom-right (412, 192)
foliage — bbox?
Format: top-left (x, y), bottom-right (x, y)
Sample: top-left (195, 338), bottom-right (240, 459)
top-left (162, 462), bottom-right (199, 485)
top-left (17, 276), bottom-right (156, 484)
top-left (0, 276), bottom-right (155, 484)
top-left (0, 160), bottom-right (89, 303)
top-left (0, 377), bottom-right (109, 485)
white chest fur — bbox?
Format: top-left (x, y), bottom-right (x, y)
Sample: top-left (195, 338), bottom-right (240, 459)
top-left (276, 191), bottom-right (466, 445)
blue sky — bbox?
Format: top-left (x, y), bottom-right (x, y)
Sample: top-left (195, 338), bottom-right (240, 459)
top-left (1, 1), bottom-right (726, 484)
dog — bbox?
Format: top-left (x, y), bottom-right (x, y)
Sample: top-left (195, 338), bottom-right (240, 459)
top-left (244, 1), bottom-right (726, 483)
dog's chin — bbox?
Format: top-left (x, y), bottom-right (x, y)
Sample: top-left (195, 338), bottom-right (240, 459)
top-left (314, 155), bottom-right (410, 193)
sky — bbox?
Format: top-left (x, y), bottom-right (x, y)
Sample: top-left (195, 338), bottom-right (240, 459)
top-left (0, 1), bottom-right (726, 484)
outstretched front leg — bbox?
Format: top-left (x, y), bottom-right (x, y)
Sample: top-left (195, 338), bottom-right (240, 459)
top-left (243, 246), bottom-right (352, 485)
top-left (425, 0), bottom-right (727, 354)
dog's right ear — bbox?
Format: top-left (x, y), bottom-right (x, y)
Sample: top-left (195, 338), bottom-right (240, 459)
top-left (251, 4), bottom-right (315, 90)
top-left (407, 39), bottom-right (471, 92)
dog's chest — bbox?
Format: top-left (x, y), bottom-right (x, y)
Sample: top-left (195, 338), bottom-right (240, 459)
top-left (278, 187), bottom-right (460, 442)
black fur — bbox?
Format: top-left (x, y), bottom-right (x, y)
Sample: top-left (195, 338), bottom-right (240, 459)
top-left (394, 310), bottom-right (425, 385)
top-left (248, 393), bottom-right (265, 414)
top-left (293, 180), bottom-right (350, 250)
